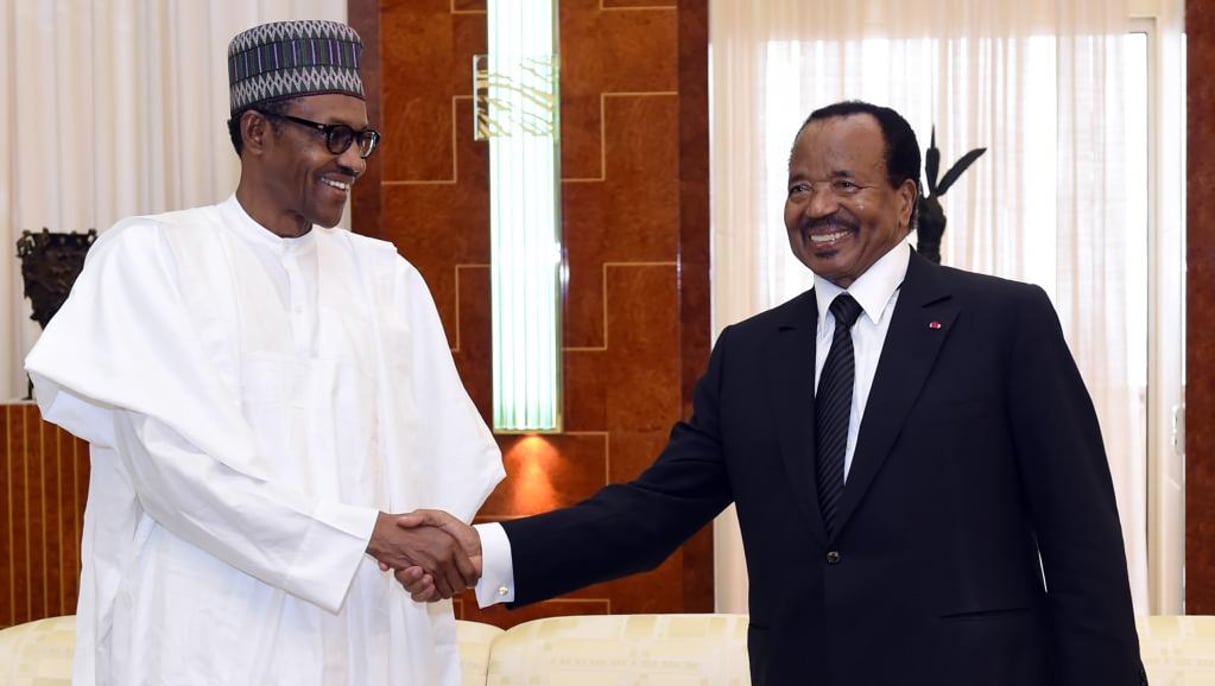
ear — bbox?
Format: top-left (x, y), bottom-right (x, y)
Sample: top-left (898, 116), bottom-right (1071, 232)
top-left (240, 110), bottom-right (273, 156)
top-left (896, 178), bottom-right (918, 231)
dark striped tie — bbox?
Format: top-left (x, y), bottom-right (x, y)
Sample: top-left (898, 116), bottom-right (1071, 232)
top-left (816, 293), bottom-right (863, 536)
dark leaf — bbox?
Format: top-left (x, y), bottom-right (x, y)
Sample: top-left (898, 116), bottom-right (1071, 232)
top-left (925, 126), bottom-right (941, 194)
top-left (936, 147), bottom-right (987, 196)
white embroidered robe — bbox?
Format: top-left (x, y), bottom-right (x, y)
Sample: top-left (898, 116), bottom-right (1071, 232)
top-left (24, 197), bottom-right (504, 686)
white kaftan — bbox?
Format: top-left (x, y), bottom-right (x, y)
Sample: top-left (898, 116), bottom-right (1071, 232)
top-left (24, 197), bottom-right (504, 686)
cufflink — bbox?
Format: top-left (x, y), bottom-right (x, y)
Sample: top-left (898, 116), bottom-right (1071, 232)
top-left (497, 585), bottom-right (510, 597)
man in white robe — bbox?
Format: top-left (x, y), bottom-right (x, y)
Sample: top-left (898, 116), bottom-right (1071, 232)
top-left (24, 19), bottom-right (504, 686)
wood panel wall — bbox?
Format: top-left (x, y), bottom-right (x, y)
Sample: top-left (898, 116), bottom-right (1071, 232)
top-left (1186, 1), bottom-right (1215, 614)
top-left (21, 0), bottom-right (1212, 632)
top-left (0, 405), bottom-right (89, 627)
top-left (349, 0), bottom-right (712, 626)
top-left (0, 0), bottom-right (709, 632)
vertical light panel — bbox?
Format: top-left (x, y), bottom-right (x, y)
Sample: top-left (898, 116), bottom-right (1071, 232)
top-left (475, 0), bottom-right (562, 432)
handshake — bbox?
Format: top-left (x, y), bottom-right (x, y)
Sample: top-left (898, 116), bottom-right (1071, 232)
top-left (365, 509), bottom-right (480, 602)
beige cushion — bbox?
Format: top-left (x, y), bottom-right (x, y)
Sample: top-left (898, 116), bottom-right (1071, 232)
top-left (0, 616), bottom-right (75, 686)
top-left (1138, 615), bottom-right (1215, 685)
top-left (456, 618), bottom-right (506, 686)
top-left (0, 616), bottom-right (503, 686)
top-left (8, 613), bottom-right (1215, 685)
top-left (485, 613), bottom-right (751, 685)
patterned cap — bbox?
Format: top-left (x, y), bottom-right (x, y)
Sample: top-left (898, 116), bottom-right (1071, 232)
top-left (228, 20), bottom-right (365, 113)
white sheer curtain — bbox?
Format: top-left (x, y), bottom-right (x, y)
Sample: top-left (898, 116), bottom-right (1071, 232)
top-left (0, 0), bottom-right (346, 401)
top-left (710, 0), bottom-right (1154, 615)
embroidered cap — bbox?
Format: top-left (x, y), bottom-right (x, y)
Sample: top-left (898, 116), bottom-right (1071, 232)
top-left (228, 19), bottom-right (365, 114)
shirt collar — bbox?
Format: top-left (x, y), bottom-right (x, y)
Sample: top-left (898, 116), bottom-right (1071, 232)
top-left (813, 241), bottom-right (911, 326)
top-left (220, 195), bottom-right (316, 253)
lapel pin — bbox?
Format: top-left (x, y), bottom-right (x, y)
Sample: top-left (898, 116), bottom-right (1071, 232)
top-left (929, 320), bottom-right (943, 330)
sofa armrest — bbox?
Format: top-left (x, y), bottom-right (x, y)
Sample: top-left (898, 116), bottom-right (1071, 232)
top-left (0, 615), bottom-right (76, 685)
top-left (1137, 614), bottom-right (1215, 684)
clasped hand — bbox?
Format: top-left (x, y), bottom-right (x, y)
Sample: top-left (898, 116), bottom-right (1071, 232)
top-left (365, 509), bottom-right (480, 601)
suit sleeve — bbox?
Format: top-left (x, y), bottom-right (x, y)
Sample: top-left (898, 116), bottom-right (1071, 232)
top-left (500, 326), bottom-right (737, 605)
top-left (1005, 285), bottom-right (1146, 685)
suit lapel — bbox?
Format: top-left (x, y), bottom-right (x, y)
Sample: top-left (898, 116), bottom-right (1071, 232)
top-left (765, 290), bottom-right (829, 544)
top-left (832, 252), bottom-right (957, 537)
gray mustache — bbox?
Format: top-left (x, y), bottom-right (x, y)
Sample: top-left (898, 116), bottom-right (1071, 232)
top-left (803, 215), bottom-right (859, 233)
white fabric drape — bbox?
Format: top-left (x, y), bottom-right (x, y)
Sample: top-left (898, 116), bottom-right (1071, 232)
top-left (1145, 0), bottom-right (1187, 617)
top-left (0, 0), bottom-right (346, 401)
top-left (710, 0), bottom-right (1154, 615)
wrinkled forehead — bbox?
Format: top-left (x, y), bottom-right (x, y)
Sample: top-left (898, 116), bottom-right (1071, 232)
top-left (289, 93), bottom-right (371, 127)
top-left (789, 114), bottom-right (888, 179)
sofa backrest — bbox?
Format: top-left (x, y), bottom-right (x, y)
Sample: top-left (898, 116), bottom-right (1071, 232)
top-left (6, 613), bottom-right (1215, 685)
top-left (476, 613), bottom-right (751, 685)
top-left (455, 619), bottom-right (505, 686)
top-left (0, 615), bottom-right (74, 685)
top-left (0, 617), bottom-right (507, 686)
top-left (1137, 614), bottom-right (1215, 685)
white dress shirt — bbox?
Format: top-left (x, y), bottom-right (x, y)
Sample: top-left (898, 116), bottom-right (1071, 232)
top-left (474, 243), bottom-right (913, 607)
top-left (811, 242), bottom-right (909, 481)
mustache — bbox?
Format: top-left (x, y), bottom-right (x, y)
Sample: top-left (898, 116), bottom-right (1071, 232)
top-left (802, 213), bottom-right (860, 233)
top-left (329, 163), bottom-right (359, 181)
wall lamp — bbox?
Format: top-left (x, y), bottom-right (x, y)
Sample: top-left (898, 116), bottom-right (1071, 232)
top-left (475, 0), bottom-right (563, 432)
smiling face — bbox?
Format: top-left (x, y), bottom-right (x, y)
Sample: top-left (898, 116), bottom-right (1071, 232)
top-left (783, 113), bottom-right (916, 288)
top-left (238, 93), bottom-right (369, 237)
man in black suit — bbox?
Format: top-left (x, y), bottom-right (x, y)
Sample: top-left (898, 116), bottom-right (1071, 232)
top-left (399, 100), bottom-right (1146, 686)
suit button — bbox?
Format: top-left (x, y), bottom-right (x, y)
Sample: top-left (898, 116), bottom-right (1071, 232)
top-left (826, 551), bottom-right (841, 564)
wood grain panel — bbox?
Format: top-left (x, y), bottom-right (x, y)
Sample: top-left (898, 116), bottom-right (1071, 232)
top-left (676, 0), bottom-right (713, 610)
top-left (0, 405), bottom-right (89, 629)
top-left (452, 264), bottom-right (493, 419)
top-left (601, 265), bottom-right (680, 436)
top-left (381, 97), bottom-right (490, 339)
top-left (5, 0), bottom-right (1209, 635)
top-left (563, 96), bottom-right (680, 348)
top-left (1187, 0), bottom-right (1215, 615)
top-left (0, 0), bottom-right (710, 635)
top-left (353, 0), bottom-right (713, 624)
top-left (455, 598), bottom-right (610, 628)
top-left (560, 0), bottom-right (677, 179)
top-left (1, 407), bottom-right (12, 627)
top-left (349, 0), bottom-right (384, 240)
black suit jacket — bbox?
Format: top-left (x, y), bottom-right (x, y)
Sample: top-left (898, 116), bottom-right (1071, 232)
top-left (502, 250), bottom-right (1146, 686)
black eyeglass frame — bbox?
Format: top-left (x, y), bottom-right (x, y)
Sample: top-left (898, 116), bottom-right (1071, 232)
top-left (258, 111), bottom-right (382, 159)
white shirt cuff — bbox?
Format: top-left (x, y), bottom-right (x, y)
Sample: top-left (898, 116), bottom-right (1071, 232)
top-left (473, 522), bottom-right (515, 607)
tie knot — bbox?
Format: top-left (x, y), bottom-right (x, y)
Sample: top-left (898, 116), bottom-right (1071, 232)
top-left (829, 293), bottom-right (863, 329)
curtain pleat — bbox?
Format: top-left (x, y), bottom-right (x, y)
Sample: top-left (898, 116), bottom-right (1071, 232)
top-left (2, 0), bottom-right (347, 400)
top-left (709, 0), bottom-right (1155, 616)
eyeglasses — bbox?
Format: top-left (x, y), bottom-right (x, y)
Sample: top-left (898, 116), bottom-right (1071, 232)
top-left (259, 111), bottom-right (382, 159)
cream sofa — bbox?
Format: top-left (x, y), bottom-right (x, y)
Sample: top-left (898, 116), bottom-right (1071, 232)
top-left (457, 613), bottom-right (751, 685)
top-left (3, 613), bottom-right (1213, 684)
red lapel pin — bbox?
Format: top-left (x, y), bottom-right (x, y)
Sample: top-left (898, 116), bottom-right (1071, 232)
top-left (929, 320), bottom-right (943, 330)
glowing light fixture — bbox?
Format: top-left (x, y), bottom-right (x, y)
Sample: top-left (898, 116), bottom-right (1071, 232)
top-left (475, 0), bottom-right (562, 432)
